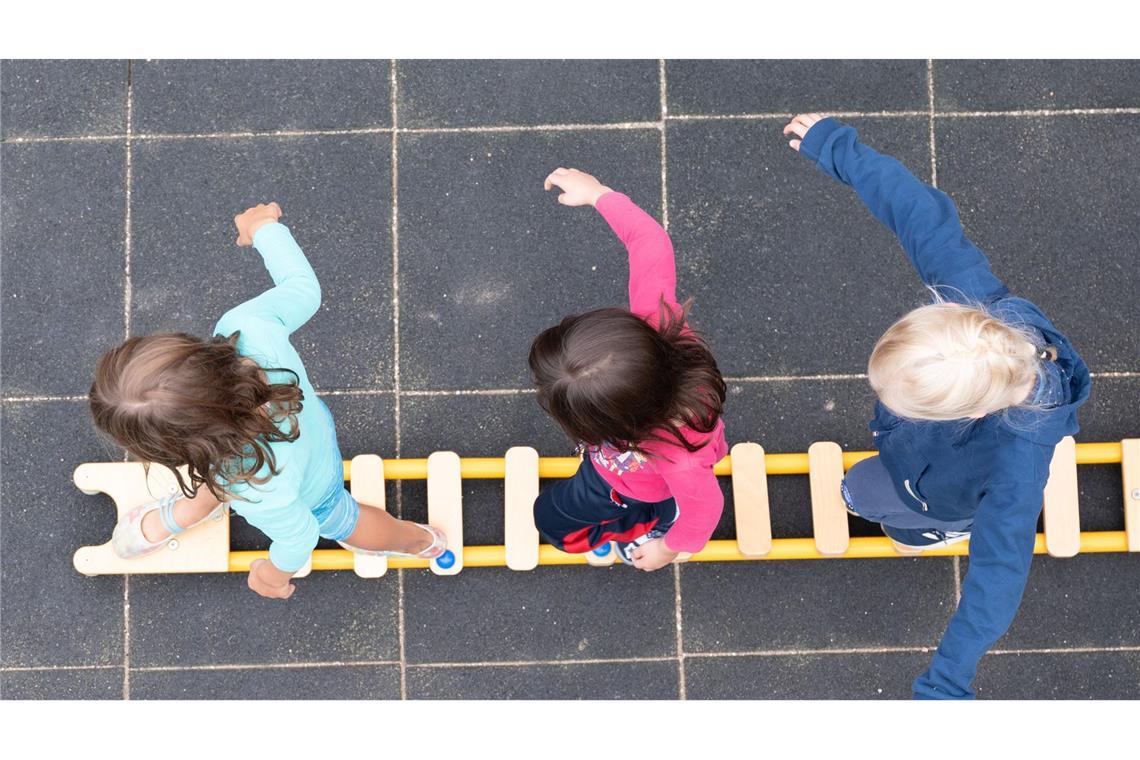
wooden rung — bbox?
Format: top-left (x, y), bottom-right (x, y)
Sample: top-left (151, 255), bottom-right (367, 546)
top-left (1043, 436), bottom-right (1081, 558)
top-left (730, 442), bottom-right (772, 556)
top-left (504, 447), bottom-right (540, 571)
top-left (72, 462), bottom-right (230, 576)
top-left (349, 454), bottom-right (388, 578)
top-left (427, 451), bottom-right (463, 575)
top-left (1123, 439), bottom-right (1140, 552)
top-left (585, 542), bottom-right (618, 566)
top-left (808, 442), bottom-right (850, 555)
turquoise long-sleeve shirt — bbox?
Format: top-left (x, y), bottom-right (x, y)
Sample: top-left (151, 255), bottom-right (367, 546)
top-left (213, 222), bottom-right (338, 573)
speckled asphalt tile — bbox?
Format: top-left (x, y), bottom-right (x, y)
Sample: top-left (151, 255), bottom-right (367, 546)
top-left (933, 60), bottom-right (1140, 111)
top-left (129, 134), bottom-right (394, 391)
top-left (1, 141), bottom-right (125, 396)
top-left (1, 60), bottom-right (127, 139)
top-left (406, 660), bottom-right (680, 699)
top-left (131, 60), bottom-right (391, 135)
top-left (130, 664), bottom-right (401, 699)
top-left (397, 60), bottom-right (659, 128)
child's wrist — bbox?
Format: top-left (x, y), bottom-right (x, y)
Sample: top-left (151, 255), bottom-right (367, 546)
top-left (590, 186), bottom-right (615, 206)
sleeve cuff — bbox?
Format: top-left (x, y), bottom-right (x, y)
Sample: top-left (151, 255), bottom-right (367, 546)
top-left (799, 117), bottom-right (843, 163)
top-left (251, 221), bottom-right (290, 250)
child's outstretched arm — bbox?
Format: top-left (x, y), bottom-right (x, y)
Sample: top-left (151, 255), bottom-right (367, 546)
top-left (229, 202), bottom-right (322, 333)
top-left (786, 114), bottom-right (1007, 303)
top-left (543, 167), bottom-right (679, 322)
top-left (914, 481), bottom-right (1041, 699)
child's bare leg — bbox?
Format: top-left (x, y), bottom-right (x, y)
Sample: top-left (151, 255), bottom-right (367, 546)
top-left (140, 488), bottom-right (222, 543)
top-left (342, 504), bottom-right (432, 554)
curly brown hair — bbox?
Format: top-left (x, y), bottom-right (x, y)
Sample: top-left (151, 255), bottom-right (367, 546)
top-left (528, 300), bottom-right (725, 456)
top-left (89, 332), bottom-right (305, 500)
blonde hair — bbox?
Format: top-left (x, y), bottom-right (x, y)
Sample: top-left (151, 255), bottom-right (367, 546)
top-left (868, 300), bottom-right (1042, 421)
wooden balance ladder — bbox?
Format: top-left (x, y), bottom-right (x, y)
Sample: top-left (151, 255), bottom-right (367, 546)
top-left (72, 438), bottom-right (1140, 577)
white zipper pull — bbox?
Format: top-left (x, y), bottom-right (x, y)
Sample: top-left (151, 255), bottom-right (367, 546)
top-left (904, 479), bottom-right (929, 511)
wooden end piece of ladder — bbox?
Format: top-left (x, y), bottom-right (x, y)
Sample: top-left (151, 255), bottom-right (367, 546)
top-left (428, 451), bottom-right (463, 575)
top-left (731, 442), bottom-right (771, 556)
top-left (349, 455), bottom-right (388, 578)
top-left (1123, 439), bottom-right (1140, 552)
top-left (504, 447), bottom-right (540, 571)
top-left (1042, 436), bottom-right (1081, 558)
top-left (807, 442), bottom-right (850, 555)
top-left (72, 462), bottom-right (230, 576)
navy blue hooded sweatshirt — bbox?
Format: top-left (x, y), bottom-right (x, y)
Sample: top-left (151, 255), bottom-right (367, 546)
top-left (799, 118), bottom-right (1091, 699)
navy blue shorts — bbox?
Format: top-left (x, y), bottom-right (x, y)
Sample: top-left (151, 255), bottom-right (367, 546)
top-left (842, 456), bottom-right (972, 532)
top-left (533, 460), bottom-right (677, 554)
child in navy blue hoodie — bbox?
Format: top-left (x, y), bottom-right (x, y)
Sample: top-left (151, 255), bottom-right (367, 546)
top-left (784, 113), bottom-right (1091, 699)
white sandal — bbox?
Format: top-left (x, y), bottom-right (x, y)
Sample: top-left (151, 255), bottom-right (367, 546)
top-left (338, 523), bottom-right (447, 559)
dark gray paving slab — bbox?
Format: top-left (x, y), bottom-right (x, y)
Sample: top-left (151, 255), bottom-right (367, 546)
top-left (131, 664), bottom-right (400, 699)
top-left (131, 60), bottom-right (391, 134)
top-left (403, 567), bottom-right (675, 664)
top-left (0, 401), bottom-right (124, 667)
top-left (934, 60), bottom-right (1140, 111)
top-left (666, 60), bottom-right (928, 115)
top-left (398, 128), bottom-right (661, 390)
top-left (680, 558), bottom-right (955, 653)
top-left (1, 60), bottom-right (126, 138)
top-left (934, 115), bottom-right (1140, 372)
top-left (130, 134), bottom-right (393, 390)
top-left (685, 651), bottom-right (932, 699)
top-left (399, 393), bottom-right (571, 543)
top-left (407, 660), bottom-right (679, 699)
top-left (666, 116), bottom-right (932, 376)
top-left (397, 60), bottom-right (659, 128)
top-left (1, 141), bottom-right (125, 396)
top-left (976, 651), bottom-right (1140, 699)
top-left (0, 668), bottom-right (122, 700)
top-left (987, 554), bottom-right (1140, 649)
top-left (128, 570), bottom-right (400, 668)
top-left (719, 379), bottom-right (879, 540)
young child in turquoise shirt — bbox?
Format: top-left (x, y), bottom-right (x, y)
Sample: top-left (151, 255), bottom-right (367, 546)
top-left (89, 203), bottom-right (446, 598)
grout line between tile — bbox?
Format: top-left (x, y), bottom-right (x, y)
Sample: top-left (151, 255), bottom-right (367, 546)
top-left (927, 60), bottom-right (938, 187)
top-left (130, 660), bottom-right (402, 673)
top-left (5, 106), bottom-right (1140, 147)
top-left (314, 388), bottom-right (398, 397)
top-left (407, 655), bottom-right (676, 669)
top-left (989, 645), bottom-right (1140, 656)
top-left (1, 664), bottom-right (121, 672)
top-left (389, 59), bottom-right (409, 703)
top-left (659, 58), bottom-right (686, 701)
top-left (727, 373), bottom-right (868, 383)
top-left (9, 643), bottom-right (1138, 676)
top-left (399, 387), bottom-right (537, 397)
top-left (953, 556), bottom-right (962, 605)
top-left (0, 395), bottom-right (88, 403)
top-left (121, 59), bottom-right (134, 703)
top-left (685, 646), bottom-right (933, 659)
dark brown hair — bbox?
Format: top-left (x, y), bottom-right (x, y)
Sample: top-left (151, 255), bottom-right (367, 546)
top-left (528, 301), bottom-right (725, 456)
top-left (89, 332), bottom-right (305, 500)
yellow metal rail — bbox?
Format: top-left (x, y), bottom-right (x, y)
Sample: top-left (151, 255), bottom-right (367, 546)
top-left (228, 531), bottom-right (1129, 572)
top-left (347, 441), bottom-right (1125, 480)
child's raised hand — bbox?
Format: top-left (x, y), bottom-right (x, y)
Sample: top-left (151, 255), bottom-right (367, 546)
top-left (782, 113), bottom-right (827, 152)
top-left (248, 558), bottom-right (296, 600)
top-left (543, 167), bottom-right (613, 207)
top-left (234, 202), bottom-right (283, 246)
top-left (631, 537), bottom-right (679, 572)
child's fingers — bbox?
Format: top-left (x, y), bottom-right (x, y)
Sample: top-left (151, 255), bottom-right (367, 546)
top-left (784, 121), bottom-right (810, 139)
top-left (268, 202), bottom-right (282, 218)
top-left (557, 193), bottom-right (571, 205)
top-left (789, 139), bottom-right (802, 151)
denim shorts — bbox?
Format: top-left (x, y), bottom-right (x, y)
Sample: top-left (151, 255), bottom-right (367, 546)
top-left (308, 400), bottom-right (360, 542)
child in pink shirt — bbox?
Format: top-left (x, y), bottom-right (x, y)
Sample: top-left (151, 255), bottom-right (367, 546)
top-left (529, 168), bottom-right (728, 571)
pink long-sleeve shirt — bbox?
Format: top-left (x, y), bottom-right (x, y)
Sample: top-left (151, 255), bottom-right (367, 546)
top-left (586, 192), bottom-right (728, 554)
